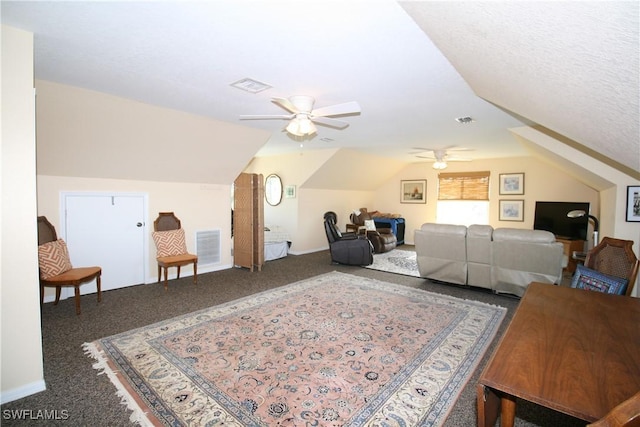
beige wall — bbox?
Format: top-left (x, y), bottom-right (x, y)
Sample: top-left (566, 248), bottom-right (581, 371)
top-left (35, 80), bottom-right (269, 185)
top-left (1, 25), bottom-right (46, 403)
top-left (374, 156), bottom-right (600, 243)
top-left (37, 175), bottom-right (233, 300)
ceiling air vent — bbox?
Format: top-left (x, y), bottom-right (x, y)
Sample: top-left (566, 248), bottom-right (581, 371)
top-left (231, 78), bottom-right (272, 93)
top-left (455, 116), bottom-right (474, 124)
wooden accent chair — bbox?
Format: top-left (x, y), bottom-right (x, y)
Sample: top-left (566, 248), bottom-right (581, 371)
top-left (587, 391), bottom-right (640, 427)
top-left (37, 216), bottom-right (102, 315)
top-left (584, 237), bottom-right (639, 296)
top-left (152, 212), bottom-right (198, 290)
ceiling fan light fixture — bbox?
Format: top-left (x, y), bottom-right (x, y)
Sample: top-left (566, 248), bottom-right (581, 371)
top-left (286, 117), bottom-right (316, 137)
top-left (433, 160), bottom-right (448, 170)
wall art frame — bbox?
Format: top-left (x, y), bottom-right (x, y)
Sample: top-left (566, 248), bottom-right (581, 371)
top-left (626, 185), bottom-right (640, 222)
top-left (284, 185), bottom-right (296, 199)
top-left (499, 199), bottom-right (524, 222)
top-left (499, 173), bottom-right (525, 195)
top-left (401, 180), bottom-right (427, 204)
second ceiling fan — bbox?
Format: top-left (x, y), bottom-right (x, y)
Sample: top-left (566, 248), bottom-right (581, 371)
top-left (240, 95), bottom-right (361, 137)
top-left (412, 146), bottom-right (473, 169)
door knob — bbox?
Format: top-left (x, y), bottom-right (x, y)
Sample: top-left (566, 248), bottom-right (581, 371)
top-left (136, 222), bottom-right (143, 227)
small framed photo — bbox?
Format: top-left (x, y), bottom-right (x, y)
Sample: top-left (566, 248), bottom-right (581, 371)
top-left (626, 185), bottom-right (640, 222)
top-left (401, 180), bottom-right (427, 204)
top-left (284, 185), bottom-right (296, 199)
top-left (499, 173), bottom-right (525, 195)
top-left (499, 199), bottom-right (524, 221)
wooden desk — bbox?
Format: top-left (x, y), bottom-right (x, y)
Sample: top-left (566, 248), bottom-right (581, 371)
top-left (477, 282), bottom-right (640, 427)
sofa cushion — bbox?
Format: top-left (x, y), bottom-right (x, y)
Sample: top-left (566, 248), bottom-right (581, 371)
top-left (420, 223), bottom-right (467, 237)
top-left (38, 239), bottom-right (73, 279)
top-left (570, 264), bottom-right (628, 295)
top-left (493, 228), bottom-right (556, 243)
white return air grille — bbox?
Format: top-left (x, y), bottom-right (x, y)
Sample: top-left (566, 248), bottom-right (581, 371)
top-left (196, 230), bottom-right (221, 265)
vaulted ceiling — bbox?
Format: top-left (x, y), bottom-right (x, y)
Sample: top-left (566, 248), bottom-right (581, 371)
top-left (2, 1), bottom-right (638, 176)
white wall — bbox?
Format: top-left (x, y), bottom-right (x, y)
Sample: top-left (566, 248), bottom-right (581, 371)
top-left (1, 25), bottom-right (46, 403)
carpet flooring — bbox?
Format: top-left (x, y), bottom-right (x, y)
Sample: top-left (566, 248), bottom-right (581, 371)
top-left (1, 249), bottom-right (584, 426)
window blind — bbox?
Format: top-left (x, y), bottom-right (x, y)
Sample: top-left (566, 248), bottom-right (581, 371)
top-left (438, 171), bottom-right (490, 200)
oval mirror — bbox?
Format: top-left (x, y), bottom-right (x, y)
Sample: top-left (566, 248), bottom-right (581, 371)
top-left (264, 174), bottom-right (283, 206)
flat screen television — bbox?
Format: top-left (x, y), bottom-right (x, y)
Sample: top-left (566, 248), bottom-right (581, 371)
top-left (533, 201), bottom-right (590, 241)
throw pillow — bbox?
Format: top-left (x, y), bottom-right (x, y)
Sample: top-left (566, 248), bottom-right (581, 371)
top-left (364, 219), bottom-right (377, 231)
top-left (38, 239), bottom-right (73, 279)
top-left (570, 264), bottom-right (628, 295)
top-left (153, 228), bottom-right (188, 257)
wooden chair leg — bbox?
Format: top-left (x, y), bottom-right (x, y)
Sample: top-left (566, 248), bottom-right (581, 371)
top-left (54, 286), bottom-right (62, 305)
top-left (96, 275), bottom-right (102, 303)
top-left (157, 265), bottom-right (161, 283)
top-left (193, 262), bottom-right (198, 284)
top-left (177, 266), bottom-right (181, 279)
top-left (163, 267), bottom-right (169, 291)
top-left (74, 286), bottom-right (81, 315)
top-left (40, 285), bottom-right (44, 306)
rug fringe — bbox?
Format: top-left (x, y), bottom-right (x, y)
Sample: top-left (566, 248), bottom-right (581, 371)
top-left (82, 342), bottom-right (155, 427)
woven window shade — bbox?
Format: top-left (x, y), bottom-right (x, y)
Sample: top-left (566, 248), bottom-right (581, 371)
top-left (438, 171), bottom-right (490, 200)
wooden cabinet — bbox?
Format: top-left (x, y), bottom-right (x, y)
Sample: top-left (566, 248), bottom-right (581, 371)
top-left (556, 238), bottom-right (585, 273)
top-left (233, 173), bottom-right (264, 271)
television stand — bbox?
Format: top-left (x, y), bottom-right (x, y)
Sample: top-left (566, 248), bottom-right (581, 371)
top-left (555, 237), bottom-right (585, 273)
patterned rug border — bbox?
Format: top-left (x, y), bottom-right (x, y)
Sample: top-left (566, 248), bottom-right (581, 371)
top-left (84, 271), bottom-right (506, 427)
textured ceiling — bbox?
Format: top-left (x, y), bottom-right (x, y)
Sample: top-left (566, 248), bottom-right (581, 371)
top-left (2, 1), bottom-right (638, 173)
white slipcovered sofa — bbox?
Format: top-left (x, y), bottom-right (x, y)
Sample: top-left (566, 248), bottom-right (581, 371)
top-left (415, 223), bottom-right (564, 297)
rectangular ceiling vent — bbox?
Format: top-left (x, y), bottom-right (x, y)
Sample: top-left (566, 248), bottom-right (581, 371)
top-left (196, 230), bottom-right (221, 265)
top-left (231, 78), bottom-right (272, 93)
top-left (455, 116), bottom-right (475, 124)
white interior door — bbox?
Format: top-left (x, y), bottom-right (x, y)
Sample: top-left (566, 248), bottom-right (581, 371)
top-left (63, 193), bottom-right (147, 294)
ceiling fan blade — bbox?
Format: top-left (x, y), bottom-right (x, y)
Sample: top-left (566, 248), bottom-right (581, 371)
top-left (447, 157), bottom-right (472, 162)
top-left (239, 114), bottom-right (294, 120)
top-left (271, 97), bottom-right (302, 114)
top-left (310, 116), bottom-right (350, 129)
top-left (311, 101), bottom-right (361, 117)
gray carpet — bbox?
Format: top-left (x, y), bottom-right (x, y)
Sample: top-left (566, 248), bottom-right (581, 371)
top-left (1, 249), bottom-right (584, 426)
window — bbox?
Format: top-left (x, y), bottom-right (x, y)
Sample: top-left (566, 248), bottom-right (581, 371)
top-left (437, 172), bottom-right (490, 225)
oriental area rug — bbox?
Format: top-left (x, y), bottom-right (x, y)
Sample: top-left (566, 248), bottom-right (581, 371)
top-left (365, 249), bottom-right (420, 277)
top-left (84, 272), bottom-right (506, 427)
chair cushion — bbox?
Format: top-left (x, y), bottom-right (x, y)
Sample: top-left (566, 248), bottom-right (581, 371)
top-left (38, 239), bottom-right (73, 279)
top-left (570, 264), bottom-right (629, 295)
top-left (153, 228), bottom-right (188, 257)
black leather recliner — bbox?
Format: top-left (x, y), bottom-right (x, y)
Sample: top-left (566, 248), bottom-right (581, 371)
top-left (323, 211), bottom-right (373, 266)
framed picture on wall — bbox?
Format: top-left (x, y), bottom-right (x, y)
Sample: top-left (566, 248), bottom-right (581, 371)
top-left (284, 185), bottom-right (296, 199)
top-left (499, 199), bottom-right (524, 221)
top-left (626, 185), bottom-right (640, 222)
top-left (499, 173), bottom-right (525, 195)
top-left (401, 180), bottom-right (427, 204)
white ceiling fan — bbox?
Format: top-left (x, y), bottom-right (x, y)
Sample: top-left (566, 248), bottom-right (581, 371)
top-left (412, 146), bottom-right (473, 169)
top-left (240, 95), bottom-right (361, 137)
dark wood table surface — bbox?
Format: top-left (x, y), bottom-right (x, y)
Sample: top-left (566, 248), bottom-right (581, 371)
top-left (477, 282), bottom-right (640, 427)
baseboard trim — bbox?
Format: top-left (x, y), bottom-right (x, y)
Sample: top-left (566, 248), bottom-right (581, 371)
top-left (1, 380), bottom-right (46, 404)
